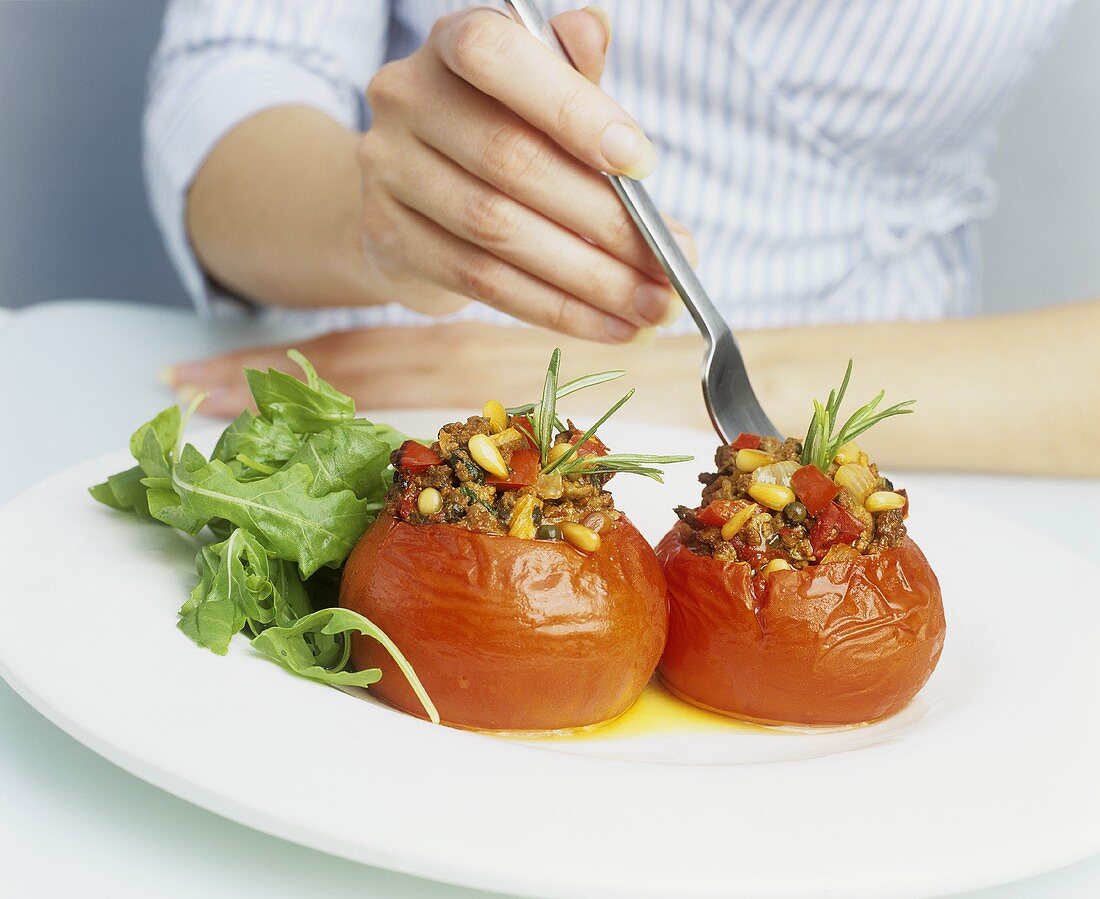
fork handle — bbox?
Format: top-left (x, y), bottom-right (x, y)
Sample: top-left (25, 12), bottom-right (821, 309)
top-left (502, 0), bottom-right (729, 344)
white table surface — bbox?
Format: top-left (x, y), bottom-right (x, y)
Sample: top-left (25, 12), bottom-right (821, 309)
top-left (0, 299), bottom-right (1096, 899)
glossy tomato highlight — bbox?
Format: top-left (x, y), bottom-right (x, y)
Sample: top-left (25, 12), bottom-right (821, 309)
top-left (340, 512), bottom-right (668, 732)
top-left (657, 531), bottom-right (945, 726)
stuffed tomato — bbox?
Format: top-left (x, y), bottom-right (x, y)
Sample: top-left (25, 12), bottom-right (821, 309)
top-left (658, 369), bottom-right (945, 726)
top-left (340, 352), bottom-right (687, 732)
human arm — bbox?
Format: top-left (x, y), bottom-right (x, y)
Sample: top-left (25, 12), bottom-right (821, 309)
top-left (163, 299), bottom-right (1100, 476)
top-left (168, 6), bottom-right (690, 340)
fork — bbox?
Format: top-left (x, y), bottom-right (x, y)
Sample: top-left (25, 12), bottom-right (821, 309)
top-left (503, 0), bottom-right (781, 442)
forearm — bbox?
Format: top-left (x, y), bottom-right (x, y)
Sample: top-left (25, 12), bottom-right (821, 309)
top-left (740, 300), bottom-right (1100, 475)
top-left (539, 301), bottom-right (1099, 476)
top-left (186, 105), bottom-right (369, 309)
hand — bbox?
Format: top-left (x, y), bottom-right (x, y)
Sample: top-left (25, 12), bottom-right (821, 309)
top-left (353, 6), bottom-right (696, 341)
top-left (164, 324), bottom-right (709, 428)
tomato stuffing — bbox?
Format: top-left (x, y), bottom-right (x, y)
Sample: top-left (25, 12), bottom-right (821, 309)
top-left (731, 432), bottom-right (762, 451)
top-left (487, 448), bottom-right (541, 489)
top-left (808, 502), bottom-right (865, 557)
top-left (695, 500), bottom-right (743, 527)
top-left (790, 464), bottom-right (839, 516)
top-left (392, 440), bottom-right (442, 473)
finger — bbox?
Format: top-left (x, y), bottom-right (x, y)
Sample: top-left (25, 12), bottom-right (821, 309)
top-left (397, 74), bottom-right (670, 281)
top-left (551, 7), bottom-right (610, 84)
top-left (383, 138), bottom-right (675, 327)
top-left (431, 8), bottom-right (657, 178)
top-left (381, 193), bottom-right (646, 343)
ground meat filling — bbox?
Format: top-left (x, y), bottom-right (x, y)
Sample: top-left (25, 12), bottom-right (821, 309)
top-left (387, 415), bottom-right (620, 536)
top-left (676, 435), bottom-right (908, 573)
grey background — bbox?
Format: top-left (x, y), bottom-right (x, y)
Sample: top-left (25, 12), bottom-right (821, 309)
top-left (0, 0), bottom-right (1098, 313)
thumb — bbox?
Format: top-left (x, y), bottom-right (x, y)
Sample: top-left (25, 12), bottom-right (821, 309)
top-left (550, 5), bottom-right (612, 84)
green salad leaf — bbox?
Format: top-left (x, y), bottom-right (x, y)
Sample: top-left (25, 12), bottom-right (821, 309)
top-left (212, 410), bottom-right (302, 477)
top-left (89, 465), bottom-right (154, 517)
top-left (170, 445), bottom-right (373, 577)
top-left (252, 608), bottom-right (441, 725)
top-left (285, 419), bottom-right (395, 501)
top-left (89, 350), bottom-right (438, 722)
top-left (244, 349), bottom-right (355, 434)
top-left (179, 528), bottom-right (311, 655)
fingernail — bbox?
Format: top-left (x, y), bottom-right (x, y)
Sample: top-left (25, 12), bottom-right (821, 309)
top-left (633, 282), bottom-right (673, 324)
top-left (601, 122), bottom-right (657, 179)
top-left (158, 365), bottom-right (176, 387)
top-left (582, 5), bottom-right (612, 52)
top-left (629, 326), bottom-right (657, 347)
top-left (176, 384), bottom-right (200, 404)
top-left (659, 292), bottom-right (684, 327)
top-left (603, 316), bottom-right (637, 343)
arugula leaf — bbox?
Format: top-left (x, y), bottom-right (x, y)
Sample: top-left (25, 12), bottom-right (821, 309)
top-left (170, 445), bottom-right (373, 577)
top-left (212, 410), bottom-right (302, 475)
top-left (179, 528), bottom-right (312, 654)
top-left (244, 350), bottom-right (355, 434)
top-left (252, 607), bottom-right (440, 724)
top-left (92, 402), bottom-right (207, 532)
top-left (285, 420), bottom-right (396, 501)
top-left (90, 465), bottom-right (154, 517)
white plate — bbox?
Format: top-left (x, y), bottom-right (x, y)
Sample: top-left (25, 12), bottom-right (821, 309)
top-left (0, 414), bottom-right (1097, 899)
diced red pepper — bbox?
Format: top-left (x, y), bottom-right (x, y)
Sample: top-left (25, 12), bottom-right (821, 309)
top-left (731, 432), bottom-right (762, 451)
top-left (509, 415), bottom-right (539, 449)
top-left (808, 502), bottom-right (865, 558)
top-left (696, 500), bottom-right (742, 527)
top-left (392, 440), bottom-right (442, 474)
top-left (790, 464), bottom-right (839, 516)
top-left (487, 448), bottom-right (541, 490)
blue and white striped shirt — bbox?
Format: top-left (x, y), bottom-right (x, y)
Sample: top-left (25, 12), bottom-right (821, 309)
top-left (145, 0), bottom-right (1072, 335)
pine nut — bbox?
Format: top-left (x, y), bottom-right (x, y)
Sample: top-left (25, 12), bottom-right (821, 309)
top-left (721, 504), bottom-right (758, 541)
top-left (560, 521), bottom-right (601, 553)
top-left (865, 490), bottom-right (906, 512)
top-left (482, 400), bottom-right (508, 434)
top-left (747, 482), bottom-right (796, 511)
top-left (417, 488), bottom-right (442, 516)
top-left (735, 448), bottom-right (774, 472)
top-left (468, 433), bottom-right (509, 479)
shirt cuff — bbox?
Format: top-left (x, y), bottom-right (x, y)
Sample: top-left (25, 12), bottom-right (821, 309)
top-left (143, 51), bottom-right (358, 318)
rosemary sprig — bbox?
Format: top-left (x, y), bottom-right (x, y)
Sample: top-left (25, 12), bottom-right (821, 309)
top-left (543, 388), bottom-right (635, 475)
top-left (801, 360), bottom-right (915, 472)
top-left (506, 369), bottom-right (626, 417)
top-left (532, 348), bottom-right (561, 464)
top-left (517, 350), bottom-right (692, 480)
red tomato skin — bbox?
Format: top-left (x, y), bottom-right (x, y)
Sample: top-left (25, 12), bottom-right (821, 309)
top-left (790, 464), bottom-right (839, 516)
top-left (808, 502), bottom-right (865, 557)
top-left (340, 512), bottom-right (669, 731)
top-left (392, 440), bottom-right (442, 474)
top-left (487, 448), bottom-right (541, 489)
top-left (731, 433), bottom-right (762, 451)
top-left (657, 530), bottom-right (945, 726)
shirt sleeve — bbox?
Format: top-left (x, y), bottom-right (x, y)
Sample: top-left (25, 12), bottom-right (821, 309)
top-left (143, 0), bottom-right (392, 317)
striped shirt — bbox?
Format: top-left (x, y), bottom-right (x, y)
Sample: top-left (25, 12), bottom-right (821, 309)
top-left (144, 0), bottom-right (1072, 335)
